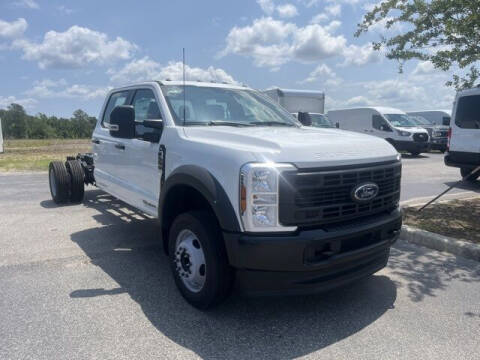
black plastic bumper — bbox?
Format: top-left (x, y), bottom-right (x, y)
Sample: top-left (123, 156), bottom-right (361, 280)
top-left (445, 151), bottom-right (480, 169)
top-left (223, 209), bottom-right (402, 296)
top-left (430, 138), bottom-right (447, 151)
top-left (392, 140), bottom-right (429, 153)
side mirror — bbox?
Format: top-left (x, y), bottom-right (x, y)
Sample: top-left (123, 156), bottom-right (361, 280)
top-left (380, 124), bottom-right (390, 132)
top-left (109, 105), bottom-right (135, 139)
top-left (143, 119), bottom-right (163, 130)
top-left (298, 112), bottom-right (312, 126)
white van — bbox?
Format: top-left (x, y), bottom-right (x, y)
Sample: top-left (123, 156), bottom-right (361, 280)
top-left (407, 110), bottom-right (451, 126)
top-left (444, 86), bottom-right (480, 181)
top-left (328, 107), bottom-right (430, 155)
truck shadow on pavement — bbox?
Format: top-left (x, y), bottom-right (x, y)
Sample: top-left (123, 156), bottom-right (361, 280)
top-left (67, 190), bottom-right (479, 359)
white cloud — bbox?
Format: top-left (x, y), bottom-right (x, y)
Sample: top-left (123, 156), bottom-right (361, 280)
top-left (276, 4), bottom-right (298, 18)
top-left (57, 5), bottom-right (75, 15)
top-left (310, 13), bottom-right (329, 24)
top-left (13, 25), bottom-right (136, 69)
top-left (0, 18), bottom-right (28, 39)
top-left (0, 95), bottom-right (37, 109)
top-left (257, 0), bottom-right (275, 14)
top-left (326, 4), bottom-right (341, 17)
top-left (300, 63), bottom-right (337, 83)
top-left (12, 0), bottom-right (39, 9)
top-left (341, 43), bottom-right (382, 66)
top-left (413, 61), bottom-right (436, 75)
top-left (108, 57), bottom-right (238, 85)
top-left (25, 78), bottom-right (111, 100)
top-left (220, 17), bottom-right (348, 68)
top-left (345, 95), bottom-right (373, 106)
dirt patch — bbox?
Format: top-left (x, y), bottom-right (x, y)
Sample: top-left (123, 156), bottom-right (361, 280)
top-left (403, 197), bottom-right (480, 244)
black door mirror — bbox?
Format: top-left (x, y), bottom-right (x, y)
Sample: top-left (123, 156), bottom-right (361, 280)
top-left (298, 112), bottom-right (312, 126)
top-left (109, 105), bottom-right (135, 139)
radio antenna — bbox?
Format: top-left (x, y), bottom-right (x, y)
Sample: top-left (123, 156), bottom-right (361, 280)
top-left (182, 48), bottom-right (186, 127)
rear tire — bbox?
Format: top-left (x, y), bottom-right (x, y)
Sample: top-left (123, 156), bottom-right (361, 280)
top-left (49, 161), bottom-right (70, 204)
top-left (461, 168), bottom-right (479, 182)
top-left (168, 211), bottom-right (233, 310)
top-left (66, 160), bottom-right (85, 203)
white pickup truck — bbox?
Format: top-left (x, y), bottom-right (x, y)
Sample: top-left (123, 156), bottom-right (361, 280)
top-left (48, 81), bottom-right (402, 309)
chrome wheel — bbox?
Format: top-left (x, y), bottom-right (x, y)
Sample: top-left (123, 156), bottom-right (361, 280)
top-left (49, 169), bottom-right (57, 198)
top-left (174, 229), bottom-right (206, 293)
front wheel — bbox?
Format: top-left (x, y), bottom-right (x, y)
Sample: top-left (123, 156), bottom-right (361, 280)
top-left (461, 168), bottom-right (479, 182)
top-left (410, 151), bottom-right (420, 156)
top-left (168, 211), bottom-right (233, 310)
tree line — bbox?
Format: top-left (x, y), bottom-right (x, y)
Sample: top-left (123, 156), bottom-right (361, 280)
top-left (0, 103), bottom-right (96, 139)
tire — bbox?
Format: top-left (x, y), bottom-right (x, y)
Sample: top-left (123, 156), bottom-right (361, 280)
top-left (66, 160), bottom-right (85, 203)
top-left (461, 168), bottom-right (479, 182)
top-left (49, 161), bottom-right (70, 204)
top-left (410, 151), bottom-right (420, 156)
top-left (168, 211), bottom-right (233, 310)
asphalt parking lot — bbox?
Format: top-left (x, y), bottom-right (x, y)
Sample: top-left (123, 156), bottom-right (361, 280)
top-left (1, 153), bottom-right (479, 360)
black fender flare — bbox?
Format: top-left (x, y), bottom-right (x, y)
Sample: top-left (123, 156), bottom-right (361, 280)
top-left (158, 165), bottom-right (241, 233)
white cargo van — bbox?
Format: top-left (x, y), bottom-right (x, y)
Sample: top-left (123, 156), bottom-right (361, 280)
top-left (407, 110), bottom-right (451, 126)
top-left (329, 107), bottom-right (430, 156)
top-left (444, 86), bottom-right (480, 181)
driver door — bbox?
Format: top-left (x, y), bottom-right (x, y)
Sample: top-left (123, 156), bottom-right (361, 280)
top-left (119, 88), bottom-right (163, 215)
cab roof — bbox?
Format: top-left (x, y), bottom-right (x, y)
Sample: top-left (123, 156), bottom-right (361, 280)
top-left (112, 80), bottom-right (250, 92)
top-left (329, 106), bottom-right (406, 114)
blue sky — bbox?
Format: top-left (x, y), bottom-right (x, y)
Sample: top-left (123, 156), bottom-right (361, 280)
top-left (0, 0), bottom-right (455, 118)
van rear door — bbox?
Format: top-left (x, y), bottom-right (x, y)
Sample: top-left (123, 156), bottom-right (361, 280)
top-left (450, 93), bottom-right (480, 153)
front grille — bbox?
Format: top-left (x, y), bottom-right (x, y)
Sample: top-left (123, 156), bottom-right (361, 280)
top-left (413, 133), bottom-right (428, 142)
top-left (279, 162), bottom-right (401, 227)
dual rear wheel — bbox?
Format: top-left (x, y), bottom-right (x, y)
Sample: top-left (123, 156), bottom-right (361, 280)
top-left (48, 160), bottom-right (85, 204)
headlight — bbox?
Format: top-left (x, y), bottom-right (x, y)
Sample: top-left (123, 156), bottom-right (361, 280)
top-left (240, 163), bottom-right (297, 232)
top-left (432, 131), bottom-right (442, 137)
top-left (396, 130), bottom-right (411, 137)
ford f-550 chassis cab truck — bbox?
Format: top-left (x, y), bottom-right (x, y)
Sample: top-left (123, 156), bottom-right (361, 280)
top-left (48, 81), bottom-right (402, 309)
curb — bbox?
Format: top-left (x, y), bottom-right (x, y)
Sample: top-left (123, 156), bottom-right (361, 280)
top-left (401, 225), bottom-right (480, 262)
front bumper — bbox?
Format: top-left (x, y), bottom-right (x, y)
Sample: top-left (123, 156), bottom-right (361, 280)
top-left (430, 137), bottom-right (448, 151)
top-left (223, 209), bottom-right (402, 296)
top-left (392, 140), bottom-right (429, 153)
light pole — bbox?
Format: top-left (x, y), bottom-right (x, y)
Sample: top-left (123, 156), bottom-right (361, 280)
top-left (0, 117), bottom-right (3, 154)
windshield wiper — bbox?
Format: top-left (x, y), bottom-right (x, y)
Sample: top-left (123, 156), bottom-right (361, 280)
top-left (208, 121), bottom-right (253, 127)
top-left (248, 121), bottom-right (295, 127)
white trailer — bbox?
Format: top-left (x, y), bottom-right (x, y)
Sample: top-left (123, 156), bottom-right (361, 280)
top-left (262, 88), bottom-right (325, 114)
top-left (406, 110), bottom-right (451, 126)
top-left (0, 118), bottom-right (3, 154)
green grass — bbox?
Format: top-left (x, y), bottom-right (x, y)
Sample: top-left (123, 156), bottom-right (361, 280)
top-left (0, 139), bottom-right (91, 172)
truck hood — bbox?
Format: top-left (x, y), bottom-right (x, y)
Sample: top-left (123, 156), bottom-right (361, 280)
top-left (183, 126), bottom-right (399, 168)
top-left (395, 126), bottom-right (428, 133)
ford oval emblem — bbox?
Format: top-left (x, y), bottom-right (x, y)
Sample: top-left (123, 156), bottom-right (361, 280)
top-left (352, 182), bottom-right (379, 202)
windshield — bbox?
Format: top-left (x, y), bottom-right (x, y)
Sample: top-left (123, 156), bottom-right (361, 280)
top-left (161, 85), bottom-right (299, 127)
top-left (309, 113), bottom-right (333, 128)
top-left (384, 113), bottom-right (417, 127)
top-left (408, 115), bottom-right (433, 126)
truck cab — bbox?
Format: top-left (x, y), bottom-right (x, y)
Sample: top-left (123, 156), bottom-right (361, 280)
top-left (328, 107), bottom-right (430, 156)
top-left (48, 81), bottom-right (402, 309)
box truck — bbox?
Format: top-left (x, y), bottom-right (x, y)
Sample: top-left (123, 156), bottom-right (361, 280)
top-left (262, 88), bottom-right (332, 127)
top-left (407, 110), bottom-right (451, 126)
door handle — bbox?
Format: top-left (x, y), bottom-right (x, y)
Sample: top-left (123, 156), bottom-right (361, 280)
top-left (115, 143), bottom-right (125, 150)
top-left (92, 138), bottom-right (101, 144)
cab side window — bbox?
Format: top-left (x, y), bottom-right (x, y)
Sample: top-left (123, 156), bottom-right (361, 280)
top-left (132, 89), bottom-right (162, 137)
top-left (372, 115), bottom-right (391, 132)
top-left (102, 91), bottom-right (130, 126)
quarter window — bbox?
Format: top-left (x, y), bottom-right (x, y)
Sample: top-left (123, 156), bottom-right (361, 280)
top-left (102, 91), bottom-right (130, 126)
